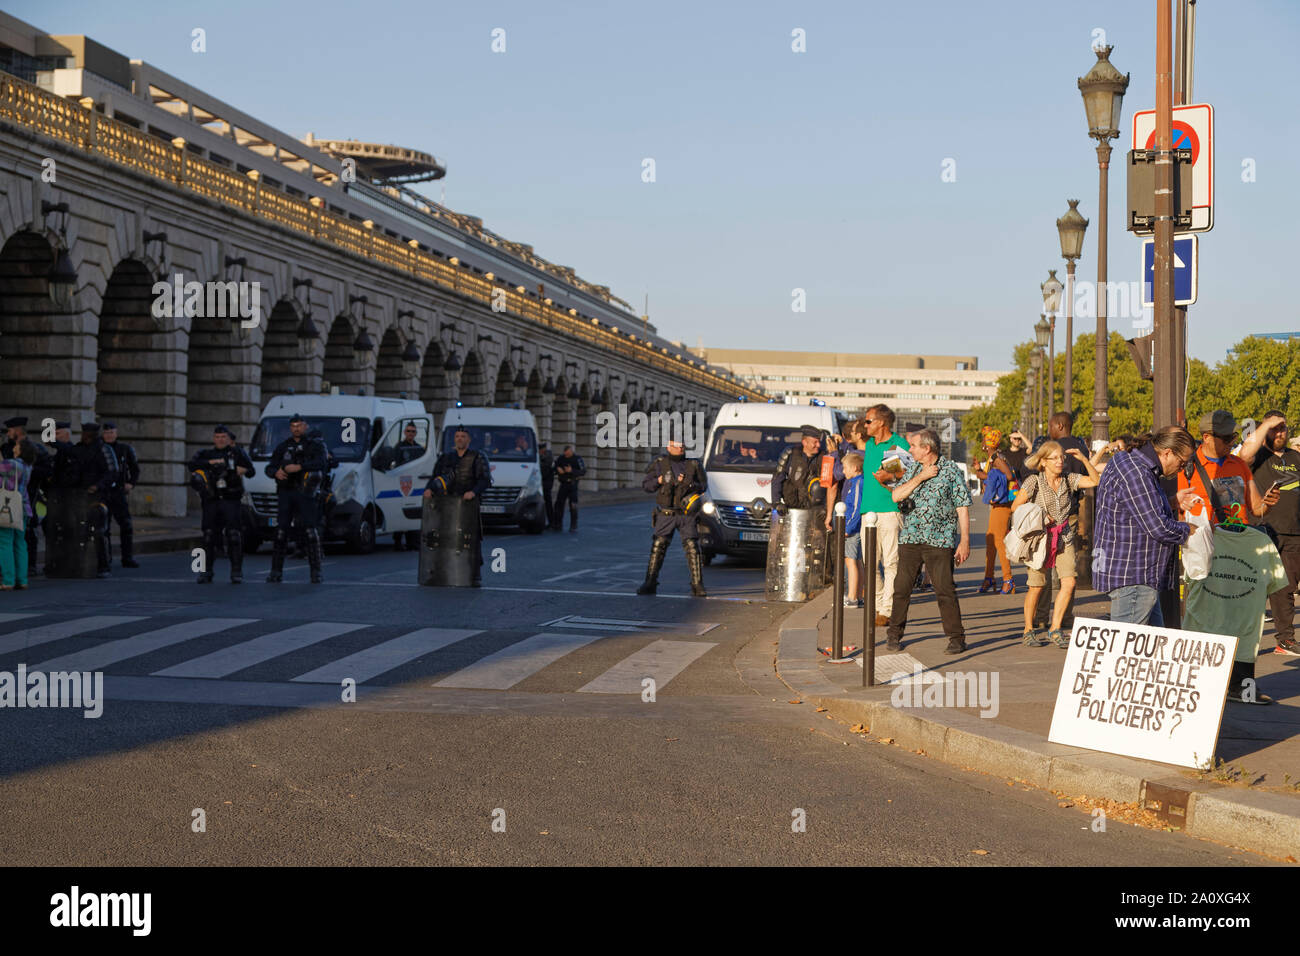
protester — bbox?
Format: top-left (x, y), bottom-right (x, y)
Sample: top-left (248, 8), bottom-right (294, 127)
top-left (1011, 440), bottom-right (1100, 647)
top-left (1004, 430), bottom-right (1032, 486)
top-left (1090, 434), bottom-right (1134, 472)
top-left (1237, 410), bottom-right (1300, 655)
top-left (0, 440), bottom-right (35, 589)
top-left (859, 405), bottom-right (911, 628)
top-left (1177, 410), bottom-right (1277, 526)
top-left (975, 452), bottom-right (1015, 594)
top-left (1093, 427), bottom-right (1201, 625)
top-left (885, 428), bottom-right (972, 654)
top-left (840, 452), bottom-right (864, 607)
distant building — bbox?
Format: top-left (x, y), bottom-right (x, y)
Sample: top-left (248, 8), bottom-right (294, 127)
top-left (1249, 332), bottom-right (1300, 342)
top-left (696, 348), bottom-right (1007, 460)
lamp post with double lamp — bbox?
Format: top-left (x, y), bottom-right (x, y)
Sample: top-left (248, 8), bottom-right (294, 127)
top-left (1078, 45), bottom-right (1130, 445)
top-left (1035, 314), bottom-right (1052, 417)
top-left (1026, 362), bottom-right (1040, 438)
top-left (1055, 200), bottom-right (1088, 412)
top-left (1040, 271), bottom-right (1063, 414)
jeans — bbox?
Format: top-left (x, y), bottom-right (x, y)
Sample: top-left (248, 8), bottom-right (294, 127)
top-left (1108, 584), bottom-right (1164, 627)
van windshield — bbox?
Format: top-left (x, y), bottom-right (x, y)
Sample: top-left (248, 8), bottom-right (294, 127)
top-left (706, 426), bottom-right (807, 472)
top-left (250, 417), bottom-right (371, 462)
top-left (442, 426), bottom-right (536, 462)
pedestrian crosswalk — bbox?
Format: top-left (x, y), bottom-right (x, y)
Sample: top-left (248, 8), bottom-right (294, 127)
top-left (0, 612), bottom-right (721, 701)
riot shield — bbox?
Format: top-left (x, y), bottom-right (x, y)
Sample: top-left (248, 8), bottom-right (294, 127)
top-left (44, 488), bottom-right (99, 578)
top-left (765, 506), bottom-right (829, 602)
top-left (418, 495), bottom-right (479, 587)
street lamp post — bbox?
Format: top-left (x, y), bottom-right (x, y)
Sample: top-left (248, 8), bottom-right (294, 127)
top-left (1027, 360), bottom-right (1041, 437)
top-left (1041, 271), bottom-right (1063, 416)
top-left (1055, 200), bottom-right (1088, 416)
top-left (1078, 45), bottom-right (1130, 445)
top-left (1035, 313), bottom-right (1052, 419)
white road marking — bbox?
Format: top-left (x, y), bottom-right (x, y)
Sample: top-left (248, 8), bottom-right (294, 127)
top-left (541, 615), bottom-right (720, 635)
top-left (0, 612), bottom-right (39, 626)
top-left (152, 621), bottom-right (369, 679)
top-left (434, 632), bottom-right (602, 689)
top-left (290, 627), bottom-right (481, 684)
top-left (0, 616), bottom-right (148, 656)
top-left (30, 618), bottom-right (258, 672)
top-left (578, 639), bottom-right (717, 694)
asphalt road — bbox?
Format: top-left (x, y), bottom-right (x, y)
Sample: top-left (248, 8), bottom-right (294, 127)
top-left (0, 502), bottom-right (1268, 865)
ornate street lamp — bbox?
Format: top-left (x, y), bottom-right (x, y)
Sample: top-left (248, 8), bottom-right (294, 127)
top-left (1055, 200), bottom-right (1088, 407)
top-left (1078, 46), bottom-right (1130, 443)
top-left (1035, 313), bottom-right (1052, 418)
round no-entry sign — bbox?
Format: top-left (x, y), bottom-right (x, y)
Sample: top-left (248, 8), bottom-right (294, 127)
top-left (1145, 121), bottom-right (1200, 164)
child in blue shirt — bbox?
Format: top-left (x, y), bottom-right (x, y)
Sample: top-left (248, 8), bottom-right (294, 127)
top-left (841, 453), bottom-right (864, 607)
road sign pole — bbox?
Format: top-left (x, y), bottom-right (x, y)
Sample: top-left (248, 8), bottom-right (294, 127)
top-left (861, 515), bottom-right (877, 687)
top-left (1172, 0), bottom-right (1193, 428)
top-left (1153, 0), bottom-right (1178, 430)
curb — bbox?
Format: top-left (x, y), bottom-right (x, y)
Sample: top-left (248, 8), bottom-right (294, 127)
top-left (773, 592), bottom-right (1300, 859)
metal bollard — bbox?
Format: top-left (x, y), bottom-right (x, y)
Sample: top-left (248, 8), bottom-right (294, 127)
top-left (830, 502), bottom-right (846, 659)
top-left (861, 512), bottom-right (878, 686)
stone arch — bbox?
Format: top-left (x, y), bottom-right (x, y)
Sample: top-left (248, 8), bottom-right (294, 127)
top-left (575, 382), bottom-right (599, 490)
top-left (186, 294), bottom-right (261, 463)
top-left (0, 230), bottom-right (61, 420)
top-left (524, 367), bottom-right (550, 440)
top-left (419, 341), bottom-right (459, 428)
top-left (459, 350), bottom-right (489, 407)
top-left (323, 313), bottom-right (368, 393)
top-left (260, 298), bottom-right (319, 399)
top-left (550, 375), bottom-right (575, 450)
top-left (375, 326), bottom-right (414, 397)
top-left (616, 388), bottom-right (636, 489)
top-left (96, 258), bottom-right (187, 516)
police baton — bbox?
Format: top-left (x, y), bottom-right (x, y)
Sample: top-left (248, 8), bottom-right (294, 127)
top-left (861, 512), bottom-right (878, 686)
top-left (828, 501), bottom-right (848, 661)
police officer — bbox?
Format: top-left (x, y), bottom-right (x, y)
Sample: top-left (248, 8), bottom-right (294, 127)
top-left (188, 425), bottom-right (253, 583)
top-left (391, 422), bottom-right (423, 551)
top-left (3, 417), bottom-right (50, 574)
top-left (42, 421), bottom-right (78, 577)
top-left (636, 439), bottom-right (708, 597)
top-left (539, 441), bottom-right (556, 529)
top-left (69, 422), bottom-right (117, 578)
top-left (265, 414), bottom-right (327, 583)
top-left (770, 425), bottom-right (825, 510)
top-left (423, 424), bottom-right (492, 586)
top-left (552, 444), bottom-right (586, 532)
top-left (100, 422), bottom-right (140, 569)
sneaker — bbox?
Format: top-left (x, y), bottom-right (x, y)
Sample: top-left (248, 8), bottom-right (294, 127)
top-left (1275, 637), bottom-right (1300, 657)
top-left (944, 639), bottom-right (967, 655)
top-left (1049, 628), bottom-right (1070, 649)
top-left (1022, 628), bottom-right (1048, 647)
top-left (843, 596), bottom-right (860, 608)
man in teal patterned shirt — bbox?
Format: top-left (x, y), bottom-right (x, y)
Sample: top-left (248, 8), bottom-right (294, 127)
top-left (886, 427), bottom-right (972, 654)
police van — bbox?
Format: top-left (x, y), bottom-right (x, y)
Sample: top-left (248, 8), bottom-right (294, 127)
top-left (242, 392), bottom-right (437, 553)
top-left (696, 401), bottom-right (850, 563)
top-left (437, 405), bottom-right (547, 534)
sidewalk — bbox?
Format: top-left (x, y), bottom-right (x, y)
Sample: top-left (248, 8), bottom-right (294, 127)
top-left (775, 524), bottom-right (1300, 860)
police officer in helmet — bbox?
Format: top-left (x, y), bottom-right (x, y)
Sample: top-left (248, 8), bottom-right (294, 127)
top-left (100, 422), bottom-right (140, 568)
top-left (188, 425), bottom-right (253, 583)
top-left (770, 425), bottom-right (824, 511)
top-left (423, 424), bottom-right (492, 586)
top-left (637, 439), bottom-right (708, 597)
top-left (265, 414), bottom-right (327, 583)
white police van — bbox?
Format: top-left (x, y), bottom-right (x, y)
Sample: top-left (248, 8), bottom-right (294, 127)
top-left (438, 405), bottom-right (547, 533)
top-left (696, 401), bottom-right (850, 563)
top-left (243, 392), bottom-right (436, 553)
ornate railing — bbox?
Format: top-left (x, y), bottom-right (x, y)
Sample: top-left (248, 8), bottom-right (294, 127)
top-left (0, 70), bottom-right (762, 400)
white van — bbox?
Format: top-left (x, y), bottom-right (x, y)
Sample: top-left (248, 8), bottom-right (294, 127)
top-left (242, 392), bottom-right (437, 553)
top-left (437, 405), bottom-right (547, 534)
top-left (697, 401), bottom-right (850, 562)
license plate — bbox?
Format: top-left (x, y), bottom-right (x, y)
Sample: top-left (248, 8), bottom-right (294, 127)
top-left (265, 517), bottom-right (276, 527)
top-left (740, 531), bottom-right (768, 542)
top-left (481, 505), bottom-right (506, 514)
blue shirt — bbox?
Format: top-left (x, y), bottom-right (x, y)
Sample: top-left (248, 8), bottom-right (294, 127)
top-left (981, 468), bottom-right (1010, 505)
top-left (842, 475), bottom-right (863, 535)
top-left (1093, 445), bottom-right (1191, 591)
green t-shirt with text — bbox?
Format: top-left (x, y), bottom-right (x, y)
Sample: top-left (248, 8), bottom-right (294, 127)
top-left (1183, 526), bottom-right (1290, 662)
top-left (859, 432), bottom-right (911, 515)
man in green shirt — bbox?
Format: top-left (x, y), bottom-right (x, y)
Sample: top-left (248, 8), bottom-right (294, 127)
top-left (858, 404), bottom-right (911, 625)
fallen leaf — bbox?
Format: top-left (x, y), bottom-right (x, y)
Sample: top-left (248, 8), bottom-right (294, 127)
top-left (849, 723), bottom-right (869, 734)
top-left (540, 830), bottom-right (550, 835)
top-left (665, 737), bottom-right (679, 742)
top-left (788, 699), bottom-right (802, 704)
top-left (880, 737), bottom-right (894, 744)
top-left (972, 849), bottom-right (989, 856)
top-left (223, 801), bottom-right (232, 805)
top-left (815, 707), bottom-right (827, 713)
top-left (1058, 801), bottom-right (1075, 808)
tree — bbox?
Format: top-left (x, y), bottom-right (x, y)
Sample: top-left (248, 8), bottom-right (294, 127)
top-left (1185, 336), bottom-right (1300, 429)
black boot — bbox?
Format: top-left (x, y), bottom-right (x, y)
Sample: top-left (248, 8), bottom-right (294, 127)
top-left (120, 529), bottom-right (139, 568)
top-left (226, 528), bottom-right (243, 583)
top-left (306, 528), bottom-right (323, 584)
top-left (684, 538), bottom-right (707, 597)
top-left (568, 507), bottom-right (578, 533)
top-left (197, 530), bottom-right (215, 584)
top-left (637, 536), bottom-right (670, 595)
top-left (267, 531), bottom-right (286, 583)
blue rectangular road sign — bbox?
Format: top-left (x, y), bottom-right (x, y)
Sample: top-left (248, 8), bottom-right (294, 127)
top-left (1141, 235), bottom-right (1197, 307)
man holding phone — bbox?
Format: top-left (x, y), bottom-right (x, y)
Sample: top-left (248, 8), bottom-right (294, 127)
top-left (1239, 410), bottom-right (1300, 655)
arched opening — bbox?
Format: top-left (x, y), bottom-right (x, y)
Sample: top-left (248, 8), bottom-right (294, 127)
top-left (375, 327), bottom-right (412, 397)
top-left (550, 376), bottom-right (575, 450)
top-left (323, 314), bottom-right (369, 393)
top-left (525, 368), bottom-right (549, 440)
top-left (419, 341), bottom-right (457, 427)
top-left (493, 359), bottom-right (518, 406)
top-left (186, 299), bottom-right (260, 483)
top-left (615, 389), bottom-right (634, 489)
top-left (459, 350), bottom-right (489, 407)
top-left (96, 259), bottom-right (187, 516)
top-left (260, 299), bottom-right (318, 399)
top-left (0, 231), bottom-right (60, 419)
top-left (575, 383), bottom-right (599, 490)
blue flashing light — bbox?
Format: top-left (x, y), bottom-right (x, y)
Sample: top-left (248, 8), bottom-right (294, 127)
top-left (733, 505), bottom-right (746, 512)
top-left (456, 401), bottom-right (463, 407)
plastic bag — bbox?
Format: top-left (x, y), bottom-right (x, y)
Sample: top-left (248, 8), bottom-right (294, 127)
top-left (1182, 507), bottom-right (1214, 581)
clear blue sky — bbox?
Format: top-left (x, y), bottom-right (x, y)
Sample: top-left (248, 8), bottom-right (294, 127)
top-left (19, 0), bottom-right (1299, 369)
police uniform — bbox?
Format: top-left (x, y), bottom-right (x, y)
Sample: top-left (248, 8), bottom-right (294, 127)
top-left (2, 417), bottom-right (50, 574)
top-left (539, 444), bottom-right (556, 528)
top-left (188, 426), bottom-right (254, 583)
top-left (265, 416), bottom-right (328, 583)
top-left (391, 437), bottom-right (424, 551)
top-left (636, 450), bottom-right (708, 597)
top-left (552, 450), bottom-right (586, 531)
top-left (770, 425), bottom-right (825, 510)
top-left (67, 423), bottom-right (117, 577)
top-left (425, 442), bottom-right (492, 585)
top-left (101, 422), bottom-right (140, 568)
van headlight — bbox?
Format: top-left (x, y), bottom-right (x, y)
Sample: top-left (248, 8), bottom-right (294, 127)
top-left (334, 470), bottom-right (358, 504)
top-left (702, 498), bottom-right (716, 515)
top-left (524, 468), bottom-right (542, 496)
